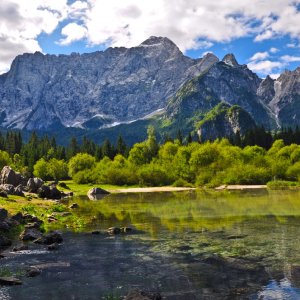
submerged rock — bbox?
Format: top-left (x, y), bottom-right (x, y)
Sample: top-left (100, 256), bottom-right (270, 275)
top-left (26, 267), bottom-right (41, 277)
top-left (125, 290), bottom-right (162, 300)
top-left (47, 242), bottom-right (59, 251)
top-left (35, 231), bottom-right (63, 245)
top-left (0, 277), bottom-right (22, 286)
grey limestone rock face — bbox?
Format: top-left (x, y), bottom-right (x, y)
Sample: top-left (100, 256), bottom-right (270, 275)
top-left (0, 36), bottom-right (218, 131)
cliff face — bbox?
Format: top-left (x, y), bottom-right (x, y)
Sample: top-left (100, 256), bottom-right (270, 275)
top-left (0, 36), bottom-right (218, 130)
top-left (0, 35), bottom-right (300, 142)
top-left (164, 54), bottom-right (275, 134)
top-left (197, 103), bottom-right (256, 141)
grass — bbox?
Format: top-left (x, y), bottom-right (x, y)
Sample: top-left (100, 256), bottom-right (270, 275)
top-left (267, 180), bottom-right (300, 190)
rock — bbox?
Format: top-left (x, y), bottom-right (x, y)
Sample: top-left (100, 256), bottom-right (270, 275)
top-left (11, 212), bottom-right (25, 224)
top-left (37, 185), bottom-right (51, 198)
top-left (47, 243), bottom-right (59, 251)
top-left (107, 227), bottom-right (121, 235)
top-left (0, 190), bottom-right (8, 198)
top-left (14, 184), bottom-right (24, 196)
top-left (39, 231), bottom-right (63, 245)
top-left (37, 185), bottom-right (62, 200)
top-left (125, 290), bottom-right (162, 300)
top-left (27, 177), bottom-right (44, 193)
top-left (0, 221), bottom-right (10, 231)
top-left (91, 230), bottom-right (101, 235)
top-left (58, 182), bottom-right (68, 189)
top-left (0, 208), bottom-right (8, 221)
top-left (47, 216), bottom-right (58, 223)
top-left (20, 228), bottom-right (43, 241)
top-left (23, 213), bottom-right (42, 224)
top-left (0, 166), bottom-right (22, 187)
top-left (120, 227), bottom-right (133, 233)
top-left (87, 187), bottom-right (109, 200)
top-left (0, 277), bottom-right (22, 285)
top-left (49, 186), bottom-right (62, 199)
top-left (69, 203), bottom-right (78, 209)
top-left (26, 267), bottom-right (41, 277)
top-left (0, 184), bottom-right (15, 195)
top-left (24, 222), bottom-right (42, 230)
top-left (0, 235), bottom-right (12, 249)
top-left (13, 245), bottom-right (29, 252)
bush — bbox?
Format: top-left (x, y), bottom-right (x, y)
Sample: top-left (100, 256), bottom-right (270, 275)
top-left (138, 164), bottom-right (172, 186)
top-left (68, 153), bottom-right (96, 177)
top-left (267, 180), bottom-right (298, 190)
top-left (172, 178), bottom-right (193, 187)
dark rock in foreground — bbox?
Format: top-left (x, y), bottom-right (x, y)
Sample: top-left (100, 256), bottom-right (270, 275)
top-left (125, 290), bottom-right (162, 300)
top-left (0, 277), bottom-right (22, 286)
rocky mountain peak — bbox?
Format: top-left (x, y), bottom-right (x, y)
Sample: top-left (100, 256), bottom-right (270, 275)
top-left (140, 36), bottom-right (178, 49)
top-left (222, 53), bottom-right (239, 67)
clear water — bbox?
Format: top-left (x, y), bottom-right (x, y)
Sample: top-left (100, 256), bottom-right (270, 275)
top-left (2, 190), bottom-right (300, 299)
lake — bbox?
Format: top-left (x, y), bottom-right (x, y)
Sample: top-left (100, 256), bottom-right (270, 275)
top-left (2, 189), bottom-right (300, 299)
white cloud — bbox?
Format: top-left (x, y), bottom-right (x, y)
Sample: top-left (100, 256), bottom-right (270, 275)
top-left (59, 0), bottom-right (300, 53)
top-left (0, 0), bottom-right (69, 73)
top-left (1, 0), bottom-right (300, 74)
top-left (249, 51), bottom-right (269, 61)
top-left (270, 47), bottom-right (279, 53)
top-left (58, 23), bottom-right (87, 45)
top-left (281, 55), bottom-right (300, 62)
top-left (248, 60), bottom-right (286, 75)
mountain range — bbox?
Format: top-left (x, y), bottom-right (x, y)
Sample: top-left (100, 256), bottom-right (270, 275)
top-left (0, 36), bottom-right (299, 144)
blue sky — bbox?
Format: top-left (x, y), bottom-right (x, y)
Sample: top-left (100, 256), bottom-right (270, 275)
top-left (1, 0), bottom-right (300, 78)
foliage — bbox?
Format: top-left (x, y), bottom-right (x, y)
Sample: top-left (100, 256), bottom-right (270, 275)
top-left (68, 153), bottom-right (96, 177)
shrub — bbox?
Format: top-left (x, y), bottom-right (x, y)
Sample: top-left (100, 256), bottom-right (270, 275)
top-left (138, 164), bottom-right (172, 186)
top-left (68, 153), bottom-right (96, 177)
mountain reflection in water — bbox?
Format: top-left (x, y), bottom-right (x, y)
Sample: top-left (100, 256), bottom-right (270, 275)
top-left (2, 190), bottom-right (300, 299)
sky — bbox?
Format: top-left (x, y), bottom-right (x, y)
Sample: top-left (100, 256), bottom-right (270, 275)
top-left (0, 0), bottom-right (300, 78)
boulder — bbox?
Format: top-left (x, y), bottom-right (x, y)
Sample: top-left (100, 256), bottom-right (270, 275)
top-left (0, 184), bottom-right (15, 195)
top-left (27, 177), bottom-right (44, 193)
top-left (49, 186), bottom-right (62, 199)
top-left (87, 187), bottom-right (109, 200)
top-left (35, 231), bottom-right (63, 245)
top-left (11, 212), bottom-right (25, 224)
top-left (37, 185), bottom-right (62, 200)
top-left (0, 208), bottom-right (8, 221)
top-left (107, 227), bottom-right (121, 235)
top-left (0, 277), bottom-right (22, 285)
top-left (0, 221), bottom-right (10, 231)
top-left (0, 166), bottom-right (22, 187)
top-left (69, 203), bottom-right (78, 209)
top-left (37, 185), bottom-right (51, 198)
top-left (14, 184), bottom-right (24, 197)
top-left (47, 243), bottom-right (59, 251)
top-left (0, 235), bottom-right (12, 249)
top-left (125, 290), bottom-right (162, 300)
top-left (26, 267), bottom-right (41, 278)
top-left (13, 245), bottom-right (29, 252)
top-left (20, 228), bottom-right (42, 241)
top-left (0, 190), bottom-right (7, 198)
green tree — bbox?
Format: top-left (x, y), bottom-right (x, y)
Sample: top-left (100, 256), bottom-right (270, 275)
top-left (68, 153), bottom-right (96, 177)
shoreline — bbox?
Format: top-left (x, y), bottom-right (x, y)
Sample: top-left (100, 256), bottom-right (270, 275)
top-left (215, 185), bottom-right (267, 191)
top-left (108, 186), bottom-right (196, 193)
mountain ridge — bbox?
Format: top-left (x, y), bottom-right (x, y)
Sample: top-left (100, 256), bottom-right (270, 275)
top-left (0, 36), bottom-right (299, 143)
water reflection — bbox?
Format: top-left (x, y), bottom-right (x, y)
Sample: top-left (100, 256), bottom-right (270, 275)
top-left (2, 190), bottom-right (300, 299)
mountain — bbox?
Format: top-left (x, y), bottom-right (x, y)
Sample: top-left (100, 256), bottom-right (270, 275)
top-left (197, 102), bottom-right (256, 141)
top-left (0, 36), bottom-right (218, 131)
top-left (0, 36), bottom-right (299, 144)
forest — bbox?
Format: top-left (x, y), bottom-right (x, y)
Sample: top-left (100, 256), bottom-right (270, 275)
top-left (0, 126), bottom-right (300, 188)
